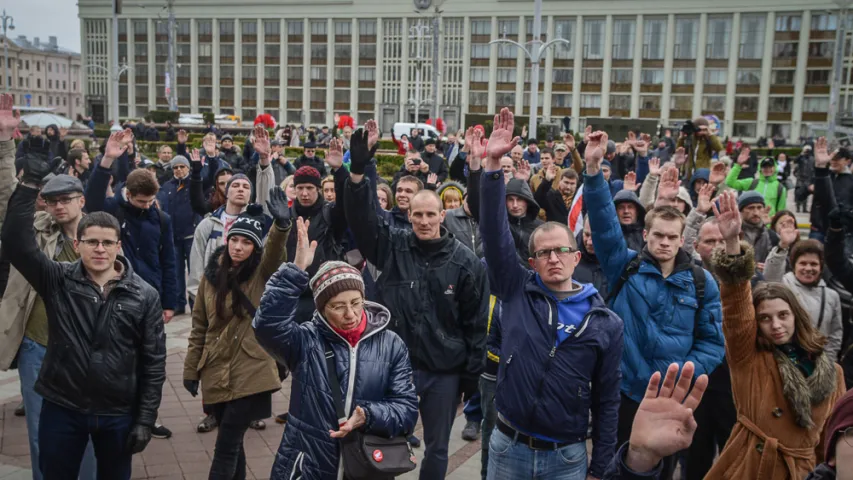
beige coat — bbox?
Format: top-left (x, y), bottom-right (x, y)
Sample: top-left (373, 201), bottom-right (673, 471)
top-left (183, 223), bottom-right (290, 404)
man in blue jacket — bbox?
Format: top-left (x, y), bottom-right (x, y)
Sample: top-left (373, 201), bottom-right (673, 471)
top-left (477, 108), bottom-right (623, 480)
top-left (583, 129), bottom-right (725, 476)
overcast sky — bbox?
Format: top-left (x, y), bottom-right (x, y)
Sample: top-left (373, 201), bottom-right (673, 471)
top-left (4, 2), bottom-right (81, 53)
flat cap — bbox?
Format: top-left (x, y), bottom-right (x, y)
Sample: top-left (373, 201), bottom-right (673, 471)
top-left (41, 174), bottom-right (84, 197)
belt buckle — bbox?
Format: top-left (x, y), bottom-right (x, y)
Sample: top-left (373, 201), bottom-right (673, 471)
top-left (527, 436), bottom-right (541, 450)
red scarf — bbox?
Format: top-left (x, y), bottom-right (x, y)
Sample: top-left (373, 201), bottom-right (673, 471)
top-left (332, 311), bottom-right (367, 347)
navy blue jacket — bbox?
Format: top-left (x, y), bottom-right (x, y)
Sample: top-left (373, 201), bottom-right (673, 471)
top-left (479, 169), bottom-right (623, 478)
top-left (176, 142), bottom-right (230, 192)
top-left (253, 264), bottom-right (418, 480)
top-left (85, 166), bottom-right (179, 310)
top-left (602, 443), bottom-right (664, 479)
top-left (156, 176), bottom-right (200, 240)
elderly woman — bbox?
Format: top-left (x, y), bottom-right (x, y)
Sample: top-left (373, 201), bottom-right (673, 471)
top-left (707, 191), bottom-right (845, 480)
top-left (253, 218), bottom-right (418, 480)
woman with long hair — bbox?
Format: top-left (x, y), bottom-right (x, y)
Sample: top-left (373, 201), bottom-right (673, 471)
top-left (707, 191), bottom-right (845, 479)
top-left (183, 189), bottom-right (292, 479)
top-left (376, 182), bottom-right (394, 211)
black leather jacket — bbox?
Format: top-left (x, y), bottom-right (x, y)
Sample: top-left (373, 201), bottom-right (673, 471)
top-left (2, 186), bottom-right (166, 426)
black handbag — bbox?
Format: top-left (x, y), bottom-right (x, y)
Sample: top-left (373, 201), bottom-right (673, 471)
top-left (323, 341), bottom-right (417, 479)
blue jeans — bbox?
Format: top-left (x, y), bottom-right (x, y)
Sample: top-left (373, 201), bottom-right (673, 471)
top-left (486, 428), bottom-right (588, 480)
top-left (464, 390), bottom-right (483, 424)
top-left (18, 337), bottom-right (96, 480)
top-left (175, 236), bottom-right (192, 311)
top-left (39, 400), bottom-right (134, 480)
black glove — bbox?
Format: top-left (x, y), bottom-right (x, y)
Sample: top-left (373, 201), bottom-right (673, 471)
top-left (348, 129), bottom-right (378, 175)
top-left (191, 158), bottom-right (203, 176)
top-left (183, 379), bottom-right (199, 397)
top-left (21, 152), bottom-right (61, 187)
top-left (266, 187), bottom-right (292, 227)
top-left (125, 424), bottom-right (152, 454)
top-left (459, 375), bottom-right (480, 404)
top-left (829, 206), bottom-right (853, 232)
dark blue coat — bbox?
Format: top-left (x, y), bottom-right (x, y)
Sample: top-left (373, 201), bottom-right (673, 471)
top-left (253, 264), bottom-right (418, 480)
top-left (156, 176), bottom-right (200, 240)
top-left (478, 169), bottom-right (623, 478)
top-left (84, 166), bottom-right (179, 310)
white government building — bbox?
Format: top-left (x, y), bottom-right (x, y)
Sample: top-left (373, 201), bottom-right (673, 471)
top-left (78, 0), bottom-right (848, 142)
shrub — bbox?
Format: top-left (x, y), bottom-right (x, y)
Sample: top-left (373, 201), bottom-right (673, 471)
top-left (146, 110), bottom-right (180, 124)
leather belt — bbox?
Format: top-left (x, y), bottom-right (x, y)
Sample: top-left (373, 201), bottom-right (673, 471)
top-left (495, 417), bottom-right (572, 451)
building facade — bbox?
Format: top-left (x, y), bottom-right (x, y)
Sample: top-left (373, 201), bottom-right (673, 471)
top-left (78, 0), bottom-right (847, 142)
top-left (2, 35), bottom-right (85, 120)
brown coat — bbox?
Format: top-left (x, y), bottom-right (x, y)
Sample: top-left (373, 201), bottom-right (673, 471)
top-left (183, 223), bottom-right (291, 405)
top-left (707, 244), bottom-right (845, 480)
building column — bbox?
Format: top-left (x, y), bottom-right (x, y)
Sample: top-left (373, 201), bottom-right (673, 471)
top-left (571, 16), bottom-right (583, 132)
top-left (326, 18), bottom-right (334, 123)
top-left (212, 19), bottom-right (220, 114)
top-left (515, 15), bottom-right (525, 115)
top-left (661, 14), bottom-right (676, 126)
top-left (279, 19), bottom-right (286, 120)
top-left (791, 11), bottom-right (812, 144)
top-left (756, 11), bottom-right (776, 138)
top-left (487, 16), bottom-right (498, 114)
top-left (147, 18), bottom-right (155, 111)
top-left (190, 19), bottom-right (198, 112)
top-left (257, 18), bottom-right (264, 115)
top-left (350, 18), bottom-right (358, 116)
top-left (692, 13), bottom-right (708, 119)
top-left (400, 17), bottom-right (410, 121)
top-left (302, 19), bottom-right (310, 125)
top-left (601, 15), bottom-right (614, 117)
top-left (127, 19), bottom-right (137, 117)
top-left (234, 20), bottom-right (242, 117)
top-left (543, 15), bottom-right (555, 121)
top-left (460, 16), bottom-right (471, 127)
top-left (375, 19), bottom-right (384, 122)
top-left (435, 16), bottom-right (444, 117)
top-left (724, 13), bottom-right (741, 137)
top-left (630, 15), bottom-right (644, 118)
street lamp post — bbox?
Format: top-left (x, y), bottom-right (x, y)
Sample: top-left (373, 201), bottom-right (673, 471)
top-left (1, 10), bottom-right (15, 95)
top-left (489, 0), bottom-right (568, 139)
top-left (409, 21), bottom-right (432, 137)
top-left (829, 0), bottom-right (853, 142)
top-left (86, 62), bottom-right (133, 123)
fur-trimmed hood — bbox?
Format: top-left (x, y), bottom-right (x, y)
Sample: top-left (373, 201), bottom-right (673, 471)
top-left (774, 348), bottom-right (837, 429)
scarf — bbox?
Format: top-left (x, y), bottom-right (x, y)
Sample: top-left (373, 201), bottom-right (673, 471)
top-left (332, 311), bottom-right (367, 347)
top-left (777, 343), bottom-right (815, 377)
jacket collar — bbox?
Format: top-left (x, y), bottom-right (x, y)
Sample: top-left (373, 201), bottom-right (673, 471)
top-left (774, 347), bottom-right (837, 429)
top-left (66, 255), bottom-right (138, 293)
top-left (314, 301), bottom-right (391, 347)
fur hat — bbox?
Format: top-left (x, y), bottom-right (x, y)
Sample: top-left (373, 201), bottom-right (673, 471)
top-left (310, 261), bottom-right (365, 313)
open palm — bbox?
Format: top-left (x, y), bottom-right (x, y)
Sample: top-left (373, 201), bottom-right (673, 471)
top-left (0, 94), bottom-right (20, 141)
top-left (365, 119), bottom-right (380, 151)
top-left (486, 108), bottom-right (519, 164)
top-left (712, 191), bottom-right (742, 241)
top-left (254, 125), bottom-right (271, 160)
top-left (814, 137), bottom-right (830, 168)
top-left (326, 138), bottom-right (344, 169)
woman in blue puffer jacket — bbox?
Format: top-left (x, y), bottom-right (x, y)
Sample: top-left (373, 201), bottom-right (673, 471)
top-left (253, 218), bottom-right (419, 480)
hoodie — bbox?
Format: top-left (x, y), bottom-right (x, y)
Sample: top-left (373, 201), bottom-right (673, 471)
top-left (689, 168), bottom-right (711, 206)
top-left (535, 277), bottom-right (600, 346)
top-left (505, 178), bottom-right (543, 264)
top-left (574, 230), bottom-right (609, 297)
top-left (612, 190), bottom-right (646, 252)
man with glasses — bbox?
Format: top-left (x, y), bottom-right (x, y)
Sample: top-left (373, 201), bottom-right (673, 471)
top-left (583, 129), bottom-right (724, 477)
top-left (3, 151), bottom-right (165, 479)
top-left (157, 155), bottom-right (200, 316)
top-left (293, 141), bottom-right (327, 177)
top-left (152, 144), bottom-right (174, 185)
top-left (477, 108), bottom-right (623, 480)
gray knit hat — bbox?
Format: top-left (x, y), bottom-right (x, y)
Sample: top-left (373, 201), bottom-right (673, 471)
top-left (170, 155), bottom-right (190, 169)
top-left (738, 190), bottom-right (765, 211)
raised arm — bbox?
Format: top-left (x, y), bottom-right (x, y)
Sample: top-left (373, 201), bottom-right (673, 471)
top-left (323, 138), bottom-right (352, 239)
top-left (259, 188), bottom-right (293, 282)
top-left (725, 148), bottom-right (757, 191)
top-left (0, 95), bottom-right (19, 229)
top-left (85, 130), bottom-right (131, 214)
top-left (683, 183), bottom-right (714, 258)
top-left (188, 149), bottom-right (214, 216)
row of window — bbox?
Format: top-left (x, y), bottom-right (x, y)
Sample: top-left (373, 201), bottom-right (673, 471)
top-left (122, 18), bottom-right (378, 38)
top-left (7, 58), bottom-right (71, 74)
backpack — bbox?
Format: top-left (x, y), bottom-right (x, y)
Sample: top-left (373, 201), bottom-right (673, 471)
top-left (605, 255), bottom-right (707, 339)
top-left (748, 178), bottom-right (784, 205)
top-left (113, 205), bottom-right (169, 253)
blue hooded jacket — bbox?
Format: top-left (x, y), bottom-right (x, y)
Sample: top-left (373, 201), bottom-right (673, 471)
top-left (583, 168), bottom-right (725, 404)
top-left (253, 264), bottom-right (418, 480)
top-left (478, 169), bottom-right (624, 478)
top-left (157, 175), bottom-right (201, 240)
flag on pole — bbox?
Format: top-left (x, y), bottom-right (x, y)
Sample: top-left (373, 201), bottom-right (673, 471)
top-left (568, 184), bottom-right (584, 234)
top-left (164, 72), bottom-right (171, 97)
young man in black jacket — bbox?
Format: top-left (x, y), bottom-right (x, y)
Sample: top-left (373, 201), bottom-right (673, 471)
top-left (2, 152), bottom-right (166, 479)
top-left (344, 124), bottom-right (488, 480)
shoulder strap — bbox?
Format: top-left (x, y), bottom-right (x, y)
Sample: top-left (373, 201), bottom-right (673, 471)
top-left (323, 340), bottom-right (347, 426)
top-left (691, 265), bottom-right (706, 339)
top-left (236, 289), bottom-right (257, 318)
top-left (818, 287), bottom-right (827, 330)
top-left (749, 178), bottom-right (759, 190)
top-left (605, 255), bottom-right (642, 304)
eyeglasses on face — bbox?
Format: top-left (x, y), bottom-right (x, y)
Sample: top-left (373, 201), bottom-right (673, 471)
top-left (78, 239), bottom-right (119, 249)
top-left (532, 246), bottom-right (576, 260)
top-left (326, 299), bottom-right (365, 316)
top-left (44, 195), bottom-right (82, 206)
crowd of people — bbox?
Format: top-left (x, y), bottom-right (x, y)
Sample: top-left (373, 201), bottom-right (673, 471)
top-left (4, 89), bottom-right (853, 480)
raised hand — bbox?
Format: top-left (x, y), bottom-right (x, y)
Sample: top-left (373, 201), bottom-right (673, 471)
top-left (623, 171), bottom-right (640, 192)
top-left (696, 183), bottom-right (716, 214)
top-left (584, 131), bottom-right (609, 175)
top-left (635, 139), bottom-right (649, 157)
top-left (0, 94), bottom-right (21, 142)
top-left (202, 135), bottom-right (216, 156)
top-left (737, 147), bottom-right (751, 166)
top-left (761, 205), bottom-right (772, 226)
top-left (365, 119), bottom-right (380, 151)
top-left (709, 162), bottom-right (727, 185)
top-left (777, 224), bottom-right (799, 249)
top-left (266, 187), bottom-right (292, 227)
top-left (563, 132), bottom-right (576, 151)
top-left (648, 157), bottom-right (662, 177)
top-left (711, 191), bottom-right (742, 245)
top-left (814, 137), bottom-right (831, 168)
top-left (103, 129), bottom-right (132, 164)
top-left (348, 128), bottom-right (378, 175)
top-left (625, 362), bottom-right (708, 473)
top-left (190, 148), bottom-right (203, 174)
top-left (293, 217), bottom-right (318, 271)
top-left (583, 125), bottom-right (592, 143)
top-left (544, 164), bottom-right (557, 182)
top-left (485, 108), bottom-right (522, 170)
top-left (254, 125), bottom-right (271, 165)
top-left (427, 172), bottom-right (438, 186)
top-left (521, 125), bottom-right (528, 139)
top-left (177, 129), bottom-right (189, 144)
top-left (641, 133), bottom-right (652, 145)
top-left (514, 159), bottom-right (531, 182)
top-left (326, 138), bottom-right (344, 169)
top-left (672, 147), bottom-right (687, 166)
top-left (657, 166), bottom-right (681, 201)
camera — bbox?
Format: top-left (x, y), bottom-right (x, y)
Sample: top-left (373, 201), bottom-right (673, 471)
top-left (412, 158), bottom-right (422, 165)
top-left (681, 121), bottom-right (696, 136)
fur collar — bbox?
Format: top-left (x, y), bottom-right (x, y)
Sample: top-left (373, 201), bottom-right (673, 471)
top-left (774, 348), bottom-right (837, 429)
top-left (204, 245), bottom-right (227, 284)
top-left (711, 241), bottom-right (755, 285)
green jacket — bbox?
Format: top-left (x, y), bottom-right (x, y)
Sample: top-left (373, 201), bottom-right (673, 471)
top-left (725, 163), bottom-right (787, 216)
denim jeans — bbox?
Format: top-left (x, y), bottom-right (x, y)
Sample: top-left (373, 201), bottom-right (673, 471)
top-left (486, 428), bottom-right (587, 480)
top-left (463, 390), bottom-right (483, 424)
top-left (18, 337), bottom-right (96, 480)
top-left (175, 236), bottom-right (193, 311)
top-left (412, 369), bottom-right (461, 480)
top-left (39, 400), bottom-right (134, 480)
top-left (479, 377), bottom-right (497, 480)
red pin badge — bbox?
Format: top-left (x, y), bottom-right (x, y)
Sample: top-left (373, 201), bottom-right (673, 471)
top-left (372, 449), bottom-right (384, 462)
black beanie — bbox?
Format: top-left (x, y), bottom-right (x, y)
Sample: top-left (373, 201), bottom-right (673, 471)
top-left (227, 204), bottom-right (265, 249)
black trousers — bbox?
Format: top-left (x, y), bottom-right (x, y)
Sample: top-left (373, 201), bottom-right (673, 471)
top-left (208, 392), bottom-right (272, 480)
top-left (685, 367), bottom-right (737, 480)
top-left (618, 393), bottom-right (678, 480)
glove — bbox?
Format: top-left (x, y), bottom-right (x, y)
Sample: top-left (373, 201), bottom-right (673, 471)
top-left (21, 152), bottom-right (61, 187)
top-left (348, 129), bottom-right (378, 175)
top-left (459, 375), bottom-right (480, 403)
top-left (191, 159), bottom-right (203, 176)
top-left (125, 424), bottom-right (152, 454)
top-left (829, 206), bottom-right (853, 232)
top-left (183, 379), bottom-right (199, 397)
top-left (266, 187), bottom-right (292, 227)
